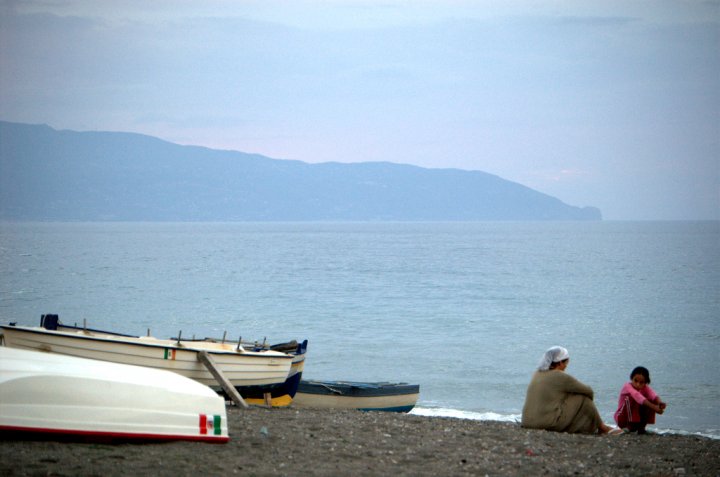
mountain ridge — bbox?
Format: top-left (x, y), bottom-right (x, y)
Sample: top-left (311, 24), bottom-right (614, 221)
top-left (0, 121), bottom-right (601, 221)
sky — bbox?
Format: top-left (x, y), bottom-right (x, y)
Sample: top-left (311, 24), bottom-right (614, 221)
top-left (1, 0), bottom-right (718, 220)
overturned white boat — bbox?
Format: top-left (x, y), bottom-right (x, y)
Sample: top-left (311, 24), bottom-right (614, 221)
top-left (1, 317), bottom-right (293, 394)
top-left (0, 347), bottom-right (229, 442)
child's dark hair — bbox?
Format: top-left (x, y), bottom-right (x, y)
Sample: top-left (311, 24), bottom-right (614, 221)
top-left (630, 366), bottom-right (651, 384)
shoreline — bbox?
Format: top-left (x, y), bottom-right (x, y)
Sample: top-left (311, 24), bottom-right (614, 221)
top-left (2, 407), bottom-right (719, 476)
top-left (409, 407), bottom-right (720, 441)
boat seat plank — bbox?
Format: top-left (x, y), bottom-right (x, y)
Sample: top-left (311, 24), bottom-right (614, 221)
top-left (197, 351), bottom-right (248, 409)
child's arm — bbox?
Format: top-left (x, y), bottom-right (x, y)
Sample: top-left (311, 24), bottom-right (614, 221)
top-left (645, 399), bottom-right (664, 414)
top-left (644, 386), bottom-right (666, 414)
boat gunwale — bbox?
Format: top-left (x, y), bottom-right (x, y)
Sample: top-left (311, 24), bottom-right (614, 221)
top-left (0, 325), bottom-right (293, 359)
top-left (0, 425), bottom-right (230, 443)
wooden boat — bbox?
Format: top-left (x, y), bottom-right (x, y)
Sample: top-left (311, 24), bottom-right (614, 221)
top-left (293, 380), bottom-right (420, 412)
top-left (0, 346), bottom-right (229, 442)
top-left (1, 316), bottom-right (293, 395)
top-left (51, 318), bottom-right (309, 407)
top-left (236, 339), bottom-right (307, 407)
top-left (167, 334), bottom-right (309, 407)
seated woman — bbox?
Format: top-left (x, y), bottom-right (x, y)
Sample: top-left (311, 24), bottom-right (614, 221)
top-left (521, 346), bottom-right (619, 434)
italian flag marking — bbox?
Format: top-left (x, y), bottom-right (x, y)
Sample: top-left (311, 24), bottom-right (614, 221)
top-left (163, 348), bottom-right (176, 360)
top-left (199, 414), bottom-right (222, 436)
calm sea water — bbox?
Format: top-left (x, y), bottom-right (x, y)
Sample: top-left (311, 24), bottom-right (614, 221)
top-left (1, 221), bottom-right (718, 437)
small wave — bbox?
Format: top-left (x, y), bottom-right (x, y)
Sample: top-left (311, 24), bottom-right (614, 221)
top-left (410, 406), bottom-right (520, 423)
top-left (653, 428), bottom-right (720, 440)
top-left (410, 407), bottom-right (720, 439)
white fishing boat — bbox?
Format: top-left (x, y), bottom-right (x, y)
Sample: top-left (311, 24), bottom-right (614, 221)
top-left (220, 338), bottom-right (308, 408)
top-left (0, 346), bottom-right (229, 442)
top-left (152, 333), bottom-right (309, 407)
top-left (1, 318), bottom-right (293, 393)
top-left (293, 380), bottom-right (420, 412)
top-left (52, 319), bottom-right (309, 407)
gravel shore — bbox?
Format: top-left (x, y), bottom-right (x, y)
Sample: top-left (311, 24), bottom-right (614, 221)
top-left (1, 406), bottom-right (718, 476)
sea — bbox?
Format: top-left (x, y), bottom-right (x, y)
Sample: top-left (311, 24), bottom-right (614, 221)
top-left (1, 221), bottom-right (718, 438)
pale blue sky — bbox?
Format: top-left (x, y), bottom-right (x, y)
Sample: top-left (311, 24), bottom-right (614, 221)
top-left (1, 0), bottom-right (718, 219)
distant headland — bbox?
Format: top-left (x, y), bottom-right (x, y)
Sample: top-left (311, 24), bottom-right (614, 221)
top-left (0, 121), bottom-right (601, 221)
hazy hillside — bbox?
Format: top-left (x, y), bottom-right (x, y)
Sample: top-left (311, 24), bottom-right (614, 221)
top-left (0, 121), bottom-right (601, 221)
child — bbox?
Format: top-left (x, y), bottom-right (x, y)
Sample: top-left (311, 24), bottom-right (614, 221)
top-left (614, 366), bottom-right (667, 434)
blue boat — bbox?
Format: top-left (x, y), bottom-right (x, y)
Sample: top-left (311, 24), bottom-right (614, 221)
top-left (293, 380), bottom-right (419, 413)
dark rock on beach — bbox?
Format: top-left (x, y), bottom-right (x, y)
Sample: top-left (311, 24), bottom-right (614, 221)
top-left (1, 407), bottom-right (718, 476)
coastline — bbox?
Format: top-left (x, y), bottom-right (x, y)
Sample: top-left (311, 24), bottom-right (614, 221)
top-left (410, 407), bottom-right (720, 441)
top-left (2, 407), bottom-right (719, 476)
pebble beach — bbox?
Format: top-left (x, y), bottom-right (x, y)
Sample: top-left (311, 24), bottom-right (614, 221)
top-left (1, 406), bottom-right (718, 477)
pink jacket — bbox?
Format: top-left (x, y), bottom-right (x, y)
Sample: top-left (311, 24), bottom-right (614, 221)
top-left (614, 382), bottom-right (659, 423)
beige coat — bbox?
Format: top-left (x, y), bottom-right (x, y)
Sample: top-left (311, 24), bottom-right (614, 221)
top-left (521, 370), bottom-right (603, 434)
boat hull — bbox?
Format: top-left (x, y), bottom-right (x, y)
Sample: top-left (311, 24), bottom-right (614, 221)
top-left (1, 324), bottom-right (292, 391)
top-left (293, 380), bottom-right (419, 413)
top-left (0, 347), bottom-right (229, 442)
top-left (242, 345), bottom-right (307, 407)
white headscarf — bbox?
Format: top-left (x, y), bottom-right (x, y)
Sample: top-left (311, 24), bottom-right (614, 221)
top-left (537, 346), bottom-right (570, 371)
